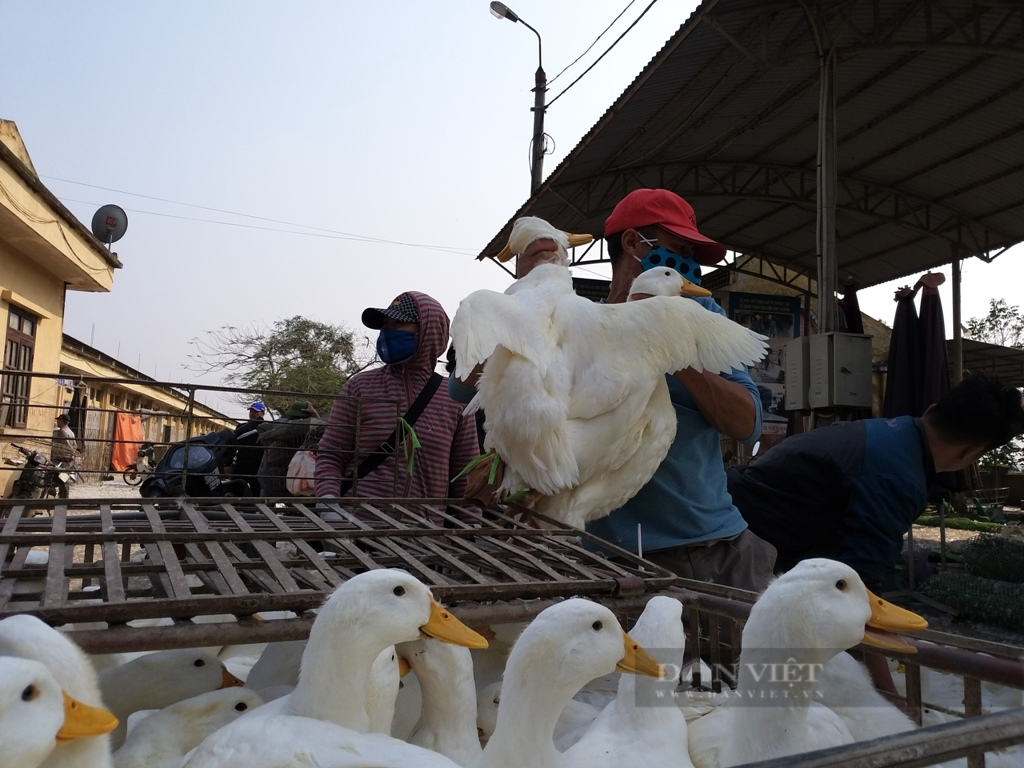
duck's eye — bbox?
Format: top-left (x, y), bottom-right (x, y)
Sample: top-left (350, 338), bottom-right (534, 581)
top-left (835, 579), bottom-right (847, 591)
top-left (234, 702), bottom-right (248, 711)
top-left (21, 684), bottom-right (38, 702)
top-left (592, 620), bottom-right (603, 631)
top-left (393, 585), bottom-right (406, 596)
top-left (493, 694), bottom-right (500, 704)
top-left (194, 659), bottom-right (206, 667)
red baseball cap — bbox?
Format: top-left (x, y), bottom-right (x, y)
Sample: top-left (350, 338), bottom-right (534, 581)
top-left (604, 188), bottom-right (727, 266)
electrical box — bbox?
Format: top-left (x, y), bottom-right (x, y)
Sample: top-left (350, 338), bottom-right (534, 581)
top-left (783, 336), bottom-right (810, 411)
top-left (808, 332), bottom-right (873, 408)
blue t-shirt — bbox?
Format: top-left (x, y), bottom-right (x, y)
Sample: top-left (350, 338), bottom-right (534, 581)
top-left (586, 297), bottom-right (763, 554)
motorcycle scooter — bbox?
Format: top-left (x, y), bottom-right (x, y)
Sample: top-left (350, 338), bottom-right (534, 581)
top-left (139, 429), bottom-right (250, 498)
top-left (3, 443), bottom-right (71, 503)
top-left (123, 442), bottom-right (156, 486)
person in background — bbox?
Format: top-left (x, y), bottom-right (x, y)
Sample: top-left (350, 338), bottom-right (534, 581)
top-left (51, 412), bottom-right (78, 463)
top-left (728, 372), bottom-right (1024, 591)
top-left (314, 291), bottom-right (479, 504)
top-left (584, 188), bottom-right (776, 594)
top-left (222, 401), bottom-right (266, 495)
top-left (728, 372), bottom-right (1024, 698)
top-left (257, 400), bottom-right (321, 496)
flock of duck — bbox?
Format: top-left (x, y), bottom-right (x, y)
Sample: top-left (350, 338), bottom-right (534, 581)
top-left (2, 558), bottom-right (1020, 768)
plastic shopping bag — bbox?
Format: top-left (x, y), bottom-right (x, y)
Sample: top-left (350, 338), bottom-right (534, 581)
top-left (286, 450), bottom-right (317, 496)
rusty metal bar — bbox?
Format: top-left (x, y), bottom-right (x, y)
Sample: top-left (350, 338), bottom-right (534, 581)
top-left (905, 662), bottom-right (923, 726)
top-left (964, 676), bottom-right (986, 768)
top-left (62, 593), bottom-right (658, 655)
top-left (740, 706), bottom-right (1024, 768)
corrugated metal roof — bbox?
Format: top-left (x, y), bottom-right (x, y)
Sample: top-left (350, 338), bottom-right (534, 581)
top-left (481, 0), bottom-right (1024, 290)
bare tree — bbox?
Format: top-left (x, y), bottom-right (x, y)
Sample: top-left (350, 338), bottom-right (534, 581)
top-left (187, 316), bottom-right (376, 416)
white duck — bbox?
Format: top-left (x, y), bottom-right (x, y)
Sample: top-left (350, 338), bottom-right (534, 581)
top-left (395, 636), bottom-right (481, 764)
top-left (0, 656), bottom-right (118, 768)
top-left (470, 621), bottom-right (526, 692)
top-left (365, 645), bottom-right (404, 734)
top-left (99, 648), bottom-right (244, 749)
top-left (493, 215), bottom-right (593, 270)
top-left (817, 651), bottom-right (917, 740)
top-left (562, 594), bottom-right (694, 768)
top-left (0, 613), bottom-right (117, 768)
top-left (475, 598), bottom-right (664, 768)
top-left (451, 257), bottom-right (766, 529)
top-left (687, 559), bottom-right (928, 768)
top-left (232, 568), bottom-right (487, 732)
top-left (177, 712), bottom-right (468, 768)
top-left (112, 687), bottom-right (265, 768)
top-left (476, 681), bottom-right (603, 750)
top-left (242, 639), bottom-right (305, 692)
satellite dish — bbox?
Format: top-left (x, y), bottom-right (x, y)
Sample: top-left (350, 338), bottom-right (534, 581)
top-left (91, 204), bottom-right (128, 245)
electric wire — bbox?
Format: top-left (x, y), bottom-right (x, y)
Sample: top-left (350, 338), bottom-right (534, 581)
top-left (46, 177), bottom-right (480, 256)
top-left (547, 0), bottom-right (661, 109)
top-left (547, 0), bottom-right (641, 86)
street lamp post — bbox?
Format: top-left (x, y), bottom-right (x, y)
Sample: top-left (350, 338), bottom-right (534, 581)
top-left (489, 2), bottom-right (547, 195)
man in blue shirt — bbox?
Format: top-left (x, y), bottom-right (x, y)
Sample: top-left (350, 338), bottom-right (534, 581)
top-left (586, 189), bottom-right (777, 594)
top-left (728, 373), bottom-right (1024, 590)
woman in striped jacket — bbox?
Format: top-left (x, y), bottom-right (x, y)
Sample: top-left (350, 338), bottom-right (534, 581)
top-left (314, 291), bottom-right (480, 502)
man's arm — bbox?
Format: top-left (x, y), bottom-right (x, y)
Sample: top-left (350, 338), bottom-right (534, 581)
top-left (673, 367), bottom-right (759, 441)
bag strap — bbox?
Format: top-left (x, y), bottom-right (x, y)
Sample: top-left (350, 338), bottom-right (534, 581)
top-left (337, 373), bottom-right (442, 495)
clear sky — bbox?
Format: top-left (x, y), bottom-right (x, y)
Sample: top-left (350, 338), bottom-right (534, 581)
top-left (5, 1), bottom-right (1020, 415)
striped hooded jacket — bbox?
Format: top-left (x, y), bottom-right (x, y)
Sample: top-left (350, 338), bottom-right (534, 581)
top-left (314, 291), bottom-right (479, 500)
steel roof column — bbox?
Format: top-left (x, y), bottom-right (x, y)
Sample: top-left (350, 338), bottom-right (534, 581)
top-left (816, 49), bottom-right (838, 333)
top-left (951, 243), bottom-right (963, 385)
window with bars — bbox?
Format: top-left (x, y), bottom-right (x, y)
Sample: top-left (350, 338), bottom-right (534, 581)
top-left (3, 306), bottom-right (38, 428)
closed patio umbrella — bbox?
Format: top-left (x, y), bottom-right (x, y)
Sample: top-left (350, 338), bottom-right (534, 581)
top-left (918, 273), bottom-right (951, 411)
top-left (882, 288), bottom-right (923, 418)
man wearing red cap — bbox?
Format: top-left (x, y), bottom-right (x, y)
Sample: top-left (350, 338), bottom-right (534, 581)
top-left (586, 188), bottom-right (777, 594)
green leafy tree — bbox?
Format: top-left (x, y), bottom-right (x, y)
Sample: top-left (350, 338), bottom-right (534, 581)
top-left (965, 298), bottom-right (1024, 349)
top-left (187, 316), bottom-right (375, 416)
top-left (966, 299), bottom-right (1024, 471)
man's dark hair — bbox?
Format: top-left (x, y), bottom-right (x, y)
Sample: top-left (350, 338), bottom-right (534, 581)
top-left (926, 373), bottom-right (1024, 449)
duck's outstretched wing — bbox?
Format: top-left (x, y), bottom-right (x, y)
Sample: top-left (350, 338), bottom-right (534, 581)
top-left (587, 296), bottom-right (767, 378)
top-left (450, 268), bottom-right (572, 380)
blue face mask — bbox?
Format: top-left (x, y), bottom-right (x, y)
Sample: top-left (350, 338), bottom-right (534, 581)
top-left (376, 328), bottom-right (418, 364)
top-left (636, 237), bottom-right (703, 284)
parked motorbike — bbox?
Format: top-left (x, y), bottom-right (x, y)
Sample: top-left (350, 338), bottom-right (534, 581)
top-left (123, 442), bottom-right (156, 486)
top-left (3, 443), bottom-right (71, 501)
top-left (139, 429), bottom-right (250, 498)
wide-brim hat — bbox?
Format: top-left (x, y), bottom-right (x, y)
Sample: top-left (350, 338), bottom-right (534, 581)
top-left (362, 292), bottom-right (419, 329)
top-left (284, 401), bottom-right (311, 419)
top-left (604, 188), bottom-right (727, 266)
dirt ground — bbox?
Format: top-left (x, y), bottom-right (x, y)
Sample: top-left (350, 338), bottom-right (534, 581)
top-left (907, 524), bottom-right (978, 544)
top-left (68, 477), bottom-right (149, 500)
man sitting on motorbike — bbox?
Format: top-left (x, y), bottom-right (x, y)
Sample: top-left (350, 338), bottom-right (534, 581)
top-left (51, 413), bottom-right (78, 463)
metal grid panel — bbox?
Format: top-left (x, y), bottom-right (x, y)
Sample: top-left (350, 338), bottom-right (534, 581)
top-left (0, 497), bottom-right (674, 651)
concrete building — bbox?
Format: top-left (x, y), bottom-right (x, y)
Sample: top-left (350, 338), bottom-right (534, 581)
top-left (1, 120), bottom-right (231, 492)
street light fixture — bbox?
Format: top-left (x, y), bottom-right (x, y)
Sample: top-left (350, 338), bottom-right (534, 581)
top-left (490, 2), bottom-right (547, 195)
